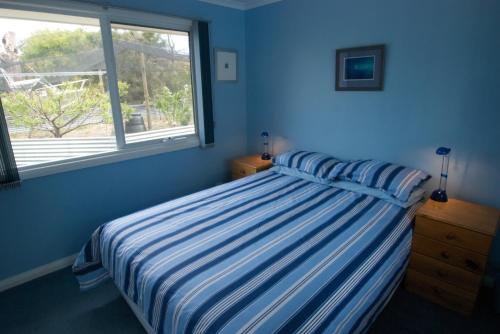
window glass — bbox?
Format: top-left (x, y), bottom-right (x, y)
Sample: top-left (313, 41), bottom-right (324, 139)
top-left (0, 10), bottom-right (114, 167)
top-left (111, 23), bottom-right (196, 144)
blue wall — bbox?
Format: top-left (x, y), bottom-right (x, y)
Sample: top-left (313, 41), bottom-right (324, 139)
top-left (246, 0), bottom-right (500, 265)
top-left (0, 0), bottom-right (247, 281)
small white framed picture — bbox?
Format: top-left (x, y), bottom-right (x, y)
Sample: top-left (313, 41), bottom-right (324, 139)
top-left (215, 49), bottom-right (238, 82)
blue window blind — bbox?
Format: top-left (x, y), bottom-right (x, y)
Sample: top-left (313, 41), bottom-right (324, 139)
top-left (0, 98), bottom-right (20, 189)
top-left (198, 21), bottom-right (214, 146)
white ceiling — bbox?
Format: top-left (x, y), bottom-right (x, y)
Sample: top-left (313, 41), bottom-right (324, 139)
top-left (198, 0), bottom-right (283, 10)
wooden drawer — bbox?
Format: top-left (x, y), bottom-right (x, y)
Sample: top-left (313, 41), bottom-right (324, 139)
top-left (412, 234), bottom-right (487, 274)
top-left (405, 269), bottom-right (476, 315)
top-left (415, 216), bottom-right (492, 255)
top-left (231, 161), bottom-right (257, 180)
top-left (409, 252), bottom-right (482, 293)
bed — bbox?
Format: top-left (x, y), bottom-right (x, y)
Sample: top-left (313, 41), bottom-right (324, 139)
top-left (74, 169), bottom-right (420, 334)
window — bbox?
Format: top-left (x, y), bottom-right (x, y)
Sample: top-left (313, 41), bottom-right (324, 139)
top-left (0, 11), bottom-right (115, 167)
top-left (0, 3), bottom-right (211, 178)
top-left (110, 23), bottom-right (195, 144)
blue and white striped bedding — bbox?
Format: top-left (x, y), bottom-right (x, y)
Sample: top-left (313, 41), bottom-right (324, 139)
top-left (74, 170), bottom-right (418, 334)
top-left (329, 160), bottom-right (430, 202)
top-left (273, 150), bottom-right (341, 179)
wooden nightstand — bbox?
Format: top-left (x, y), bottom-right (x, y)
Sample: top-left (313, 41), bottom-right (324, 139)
top-left (405, 198), bottom-right (498, 315)
top-left (230, 155), bottom-right (272, 180)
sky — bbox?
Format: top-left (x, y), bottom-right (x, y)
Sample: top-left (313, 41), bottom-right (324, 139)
top-left (0, 17), bottom-right (190, 54)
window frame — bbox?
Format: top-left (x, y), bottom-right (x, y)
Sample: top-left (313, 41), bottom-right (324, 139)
top-left (0, 0), bottom-right (207, 180)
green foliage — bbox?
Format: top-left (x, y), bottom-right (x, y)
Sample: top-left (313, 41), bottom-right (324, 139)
top-left (2, 83), bottom-right (108, 138)
top-left (117, 81), bottom-right (135, 121)
top-left (155, 84), bottom-right (193, 126)
top-left (19, 28), bottom-right (192, 106)
top-left (2, 81), bottom-right (131, 138)
top-left (112, 29), bottom-right (166, 47)
top-left (4, 28), bottom-right (194, 136)
top-left (20, 29), bottom-right (102, 73)
top-left (111, 29), bottom-right (191, 103)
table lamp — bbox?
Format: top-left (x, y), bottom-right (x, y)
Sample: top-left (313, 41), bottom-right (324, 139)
top-left (431, 147), bottom-right (451, 202)
top-left (261, 131), bottom-right (271, 160)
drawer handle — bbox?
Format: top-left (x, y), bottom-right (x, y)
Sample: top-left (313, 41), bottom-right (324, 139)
top-left (440, 251), bottom-right (450, 260)
top-left (445, 233), bottom-right (456, 240)
top-left (436, 269), bottom-right (447, 278)
top-left (465, 259), bottom-right (479, 271)
top-left (432, 286), bottom-right (443, 297)
top-left (240, 169), bottom-right (246, 175)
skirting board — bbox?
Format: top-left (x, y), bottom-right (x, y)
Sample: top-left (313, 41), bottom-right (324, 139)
top-left (0, 253), bottom-right (77, 293)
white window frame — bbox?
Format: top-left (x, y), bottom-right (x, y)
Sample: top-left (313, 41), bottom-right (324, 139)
top-left (0, 0), bottom-right (207, 180)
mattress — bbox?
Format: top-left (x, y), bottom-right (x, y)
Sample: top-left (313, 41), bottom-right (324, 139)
top-left (74, 170), bottom-right (417, 334)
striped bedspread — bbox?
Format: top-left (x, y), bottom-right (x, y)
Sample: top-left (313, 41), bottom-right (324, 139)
top-left (74, 171), bottom-right (418, 334)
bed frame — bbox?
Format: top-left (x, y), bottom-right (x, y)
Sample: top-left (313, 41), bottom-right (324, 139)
top-left (119, 288), bottom-right (155, 334)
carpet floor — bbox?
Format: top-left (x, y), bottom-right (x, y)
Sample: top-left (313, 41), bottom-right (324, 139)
top-left (0, 267), bottom-right (498, 333)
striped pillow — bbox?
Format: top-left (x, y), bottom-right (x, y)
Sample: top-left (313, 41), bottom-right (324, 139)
top-left (327, 159), bottom-right (430, 202)
top-left (273, 150), bottom-right (341, 179)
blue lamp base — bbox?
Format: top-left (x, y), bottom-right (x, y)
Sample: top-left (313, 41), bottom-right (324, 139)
top-left (261, 153), bottom-right (271, 160)
top-left (431, 189), bottom-right (448, 202)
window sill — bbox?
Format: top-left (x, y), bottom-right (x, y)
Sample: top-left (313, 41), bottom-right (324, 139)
top-left (19, 135), bottom-right (201, 180)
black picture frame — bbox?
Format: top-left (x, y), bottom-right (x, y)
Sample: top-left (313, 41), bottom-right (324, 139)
top-left (335, 44), bottom-right (385, 91)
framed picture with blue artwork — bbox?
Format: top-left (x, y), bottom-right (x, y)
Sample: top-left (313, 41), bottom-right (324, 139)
top-left (335, 45), bottom-right (385, 91)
